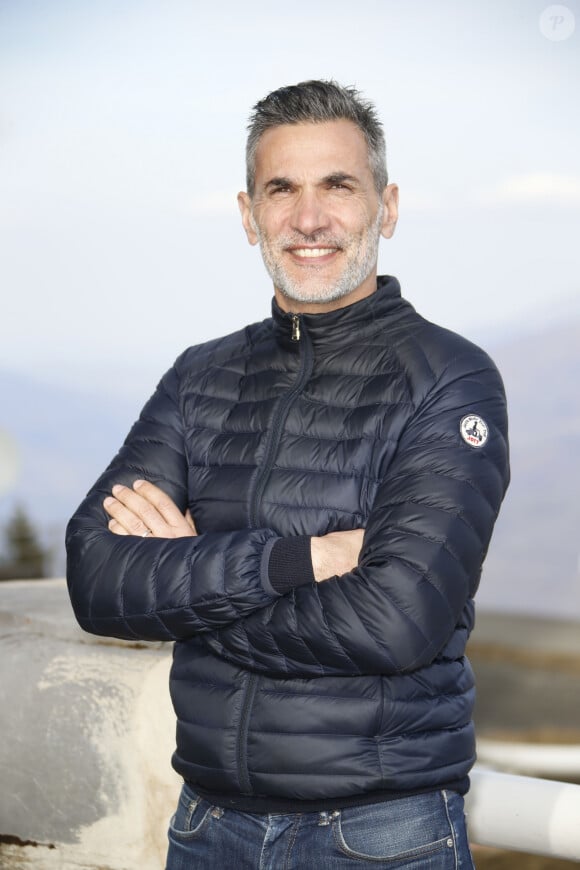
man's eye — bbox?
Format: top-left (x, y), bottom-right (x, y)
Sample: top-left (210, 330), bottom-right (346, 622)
top-left (268, 183), bottom-right (293, 195)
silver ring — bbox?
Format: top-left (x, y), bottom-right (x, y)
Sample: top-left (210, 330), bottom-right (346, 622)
top-left (142, 530), bottom-right (151, 538)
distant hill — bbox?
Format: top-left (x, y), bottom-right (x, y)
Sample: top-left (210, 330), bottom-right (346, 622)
top-left (476, 320), bottom-right (580, 618)
top-left (0, 372), bottom-right (146, 572)
top-left (1, 319), bottom-right (578, 615)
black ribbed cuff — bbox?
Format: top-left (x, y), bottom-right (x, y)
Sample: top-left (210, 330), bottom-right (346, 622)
top-left (268, 536), bottom-right (315, 594)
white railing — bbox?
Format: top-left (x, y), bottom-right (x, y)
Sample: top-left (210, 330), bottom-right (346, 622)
top-left (466, 767), bottom-right (580, 861)
top-left (477, 736), bottom-right (580, 779)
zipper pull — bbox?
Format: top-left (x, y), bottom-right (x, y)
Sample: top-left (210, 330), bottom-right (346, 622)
top-left (291, 314), bottom-right (301, 342)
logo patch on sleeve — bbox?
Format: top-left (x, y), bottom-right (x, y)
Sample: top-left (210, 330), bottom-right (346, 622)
top-left (460, 414), bottom-right (489, 448)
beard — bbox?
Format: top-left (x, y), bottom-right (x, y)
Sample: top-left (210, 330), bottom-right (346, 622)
top-left (251, 205), bottom-right (384, 305)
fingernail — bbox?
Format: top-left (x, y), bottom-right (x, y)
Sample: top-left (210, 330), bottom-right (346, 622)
top-left (112, 485), bottom-right (123, 496)
top-left (104, 496), bottom-right (114, 507)
top-left (133, 479), bottom-right (145, 489)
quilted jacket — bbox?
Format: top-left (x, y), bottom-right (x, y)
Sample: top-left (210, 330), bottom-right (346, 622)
top-left (66, 276), bottom-right (510, 809)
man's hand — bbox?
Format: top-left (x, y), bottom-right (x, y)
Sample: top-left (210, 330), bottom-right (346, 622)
top-left (103, 480), bottom-right (197, 538)
top-left (310, 529), bottom-right (364, 583)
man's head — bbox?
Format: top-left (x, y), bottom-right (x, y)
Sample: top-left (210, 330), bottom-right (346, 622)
top-left (238, 80), bottom-right (399, 314)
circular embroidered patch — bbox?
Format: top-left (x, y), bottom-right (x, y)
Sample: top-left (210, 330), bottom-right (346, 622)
top-left (460, 414), bottom-right (489, 448)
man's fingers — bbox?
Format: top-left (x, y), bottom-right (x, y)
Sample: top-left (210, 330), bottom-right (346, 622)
top-left (104, 495), bottom-right (152, 537)
top-left (132, 480), bottom-right (188, 528)
top-left (108, 518), bottom-right (130, 536)
top-left (185, 509), bottom-right (197, 534)
top-left (109, 482), bottom-right (169, 536)
top-left (103, 481), bottom-right (197, 539)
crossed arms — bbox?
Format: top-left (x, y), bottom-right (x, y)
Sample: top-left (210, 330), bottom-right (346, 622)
top-left (103, 479), bottom-right (364, 584)
top-left (66, 350), bottom-right (509, 678)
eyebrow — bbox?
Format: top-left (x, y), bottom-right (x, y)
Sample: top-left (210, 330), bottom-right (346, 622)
top-left (322, 173), bottom-right (359, 186)
top-left (264, 172), bottom-right (360, 191)
top-left (264, 177), bottom-right (293, 191)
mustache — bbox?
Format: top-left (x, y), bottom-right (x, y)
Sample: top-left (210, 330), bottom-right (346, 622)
top-left (282, 235), bottom-right (344, 248)
top-left (266, 232), bottom-right (346, 249)
top-left (249, 215), bottom-right (346, 249)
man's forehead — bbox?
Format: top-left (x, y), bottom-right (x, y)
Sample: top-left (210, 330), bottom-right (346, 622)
top-left (253, 119), bottom-right (372, 183)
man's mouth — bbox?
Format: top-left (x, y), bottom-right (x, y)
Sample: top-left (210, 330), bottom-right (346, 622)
top-left (288, 247), bottom-right (340, 259)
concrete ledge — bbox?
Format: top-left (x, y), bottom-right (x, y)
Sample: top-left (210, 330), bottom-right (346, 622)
top-left (0, 580), bottom-right (181, 869)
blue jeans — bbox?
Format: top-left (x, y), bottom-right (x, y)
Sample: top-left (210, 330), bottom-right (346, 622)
top-left (166, 783), bottom-right (475, 869)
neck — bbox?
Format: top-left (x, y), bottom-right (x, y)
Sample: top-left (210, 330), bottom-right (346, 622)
top-left (273, 272), bottom-right (378, 315)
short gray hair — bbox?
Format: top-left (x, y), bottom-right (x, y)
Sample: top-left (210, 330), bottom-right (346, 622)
top-left (245, 79), bottom-right (388, 198)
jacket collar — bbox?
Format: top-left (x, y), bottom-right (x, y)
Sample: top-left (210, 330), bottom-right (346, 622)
top-left (272, 275), bottom-right (411, 351)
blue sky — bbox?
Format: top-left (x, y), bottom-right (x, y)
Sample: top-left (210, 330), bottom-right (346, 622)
top-left (1, 0), bottom-right (579, 399)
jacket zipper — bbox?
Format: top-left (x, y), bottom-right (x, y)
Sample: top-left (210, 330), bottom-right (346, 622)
top-left (291, 313), bottom-right (300, 342)
top-left (248, 313), bottom-right (313, 529)
top-left (237, 313), bottom-right (313, 795)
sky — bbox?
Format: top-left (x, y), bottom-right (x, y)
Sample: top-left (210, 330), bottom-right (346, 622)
top-left (1, 0), bottom-right (579, 401)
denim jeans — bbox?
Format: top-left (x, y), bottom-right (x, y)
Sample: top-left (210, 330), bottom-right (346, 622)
top-left (166, 782), bottom-right (475, 869)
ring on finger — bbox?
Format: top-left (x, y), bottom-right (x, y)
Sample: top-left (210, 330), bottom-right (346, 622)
top-left (141, 529), bottom-right (152, 538)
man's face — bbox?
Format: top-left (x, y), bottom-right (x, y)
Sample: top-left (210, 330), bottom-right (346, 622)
top-left (238, 120), bottom-right (398, 313)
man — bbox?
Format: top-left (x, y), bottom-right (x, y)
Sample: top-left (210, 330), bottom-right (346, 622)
top-left (67, 80), bottom-right (509, 869)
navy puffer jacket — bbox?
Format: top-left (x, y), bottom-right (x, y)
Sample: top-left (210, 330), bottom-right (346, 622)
top-left (67, 277), bottom-right (509, 808)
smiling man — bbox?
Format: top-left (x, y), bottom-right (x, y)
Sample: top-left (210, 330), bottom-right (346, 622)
top-left (67, 81), bottom-right (509, 869)
top-left (238, 118), bottom-right (398, 311)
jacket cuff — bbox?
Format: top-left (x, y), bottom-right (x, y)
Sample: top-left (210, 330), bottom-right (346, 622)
top-left (268, 536), bottom-right (315, 594)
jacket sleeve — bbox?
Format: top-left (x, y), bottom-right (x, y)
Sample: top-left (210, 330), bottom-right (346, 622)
top-left (200, 352), bottom-right (510, 677)
top-left (66, 360), bottom-right (284, 642)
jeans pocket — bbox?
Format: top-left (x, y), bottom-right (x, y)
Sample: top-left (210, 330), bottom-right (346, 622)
top-left (168, 783), bottom-right (214, 842)
top-left (333, 791), bottom-right (457, 864)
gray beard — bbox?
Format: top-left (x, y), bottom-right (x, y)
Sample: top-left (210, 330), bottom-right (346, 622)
top-left (252, 206), bottom-right (384, 305)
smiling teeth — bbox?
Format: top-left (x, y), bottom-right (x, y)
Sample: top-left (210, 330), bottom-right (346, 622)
top-left (292, 248), bottom-right (336, 258)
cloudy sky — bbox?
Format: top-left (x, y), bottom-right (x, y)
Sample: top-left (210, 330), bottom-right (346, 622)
top-left (1, 0), bottom-right (579, 400)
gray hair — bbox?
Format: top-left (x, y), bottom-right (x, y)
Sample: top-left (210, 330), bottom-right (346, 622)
top-left (245, 79), bottom-right (388, 198)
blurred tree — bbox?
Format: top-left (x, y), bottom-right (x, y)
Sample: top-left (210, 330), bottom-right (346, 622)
top-left (0, 505), bottom-right (48, 580)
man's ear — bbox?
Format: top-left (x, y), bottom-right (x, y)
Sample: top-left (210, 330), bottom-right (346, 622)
top-left (380, 183), bottom-right (399, 239)
top-left (237, 192), bottom-right (259, 246)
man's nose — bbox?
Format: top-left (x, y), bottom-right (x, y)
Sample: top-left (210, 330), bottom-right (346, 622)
top-left (290, 190), bottom-right (330, 237)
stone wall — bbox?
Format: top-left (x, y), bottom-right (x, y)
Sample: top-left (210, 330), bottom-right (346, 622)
top-left (0, 580), bottom-right (181, 869)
